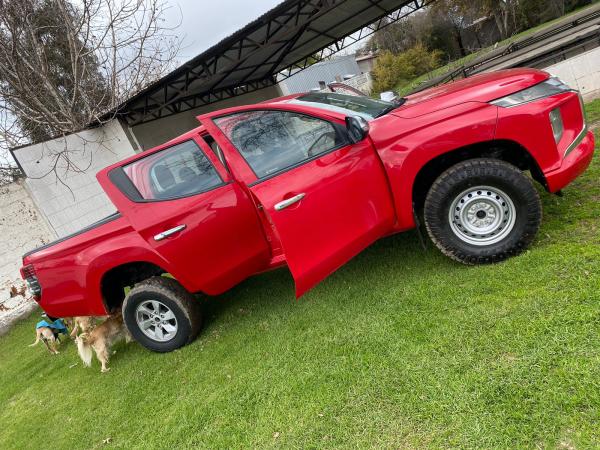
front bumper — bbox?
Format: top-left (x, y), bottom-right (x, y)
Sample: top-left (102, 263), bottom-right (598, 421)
top-left (545, 130), bottom-right (595, 193)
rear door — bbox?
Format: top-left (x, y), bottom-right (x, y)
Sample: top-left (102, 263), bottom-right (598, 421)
top-left (105, 137), bottom-right (270, 295)
top-left (208, 109), bottom-right (396, 297)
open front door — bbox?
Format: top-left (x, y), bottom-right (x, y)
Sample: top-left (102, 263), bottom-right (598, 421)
top-left (210, 109), bottom-right (395, 297)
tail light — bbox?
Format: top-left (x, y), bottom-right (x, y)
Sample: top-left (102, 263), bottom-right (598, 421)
top-left (20, 264), bottom-right (41, 300)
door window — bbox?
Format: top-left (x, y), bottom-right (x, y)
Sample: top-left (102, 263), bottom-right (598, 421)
top-left (214, 110), bottom-right (347, 179)
top-left (123, 140), bottom-right (222, 200)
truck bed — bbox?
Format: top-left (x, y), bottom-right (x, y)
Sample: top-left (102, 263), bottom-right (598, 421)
top-left (21, 211), bottom-right (140, 317)
top-left (24, 212), bottom-right (122, 258)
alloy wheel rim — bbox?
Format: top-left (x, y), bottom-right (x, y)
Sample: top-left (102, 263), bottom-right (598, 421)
top-left (448, 185), bottom-right (516, 246)
top-left (135, 300), bottom-right (178, 342)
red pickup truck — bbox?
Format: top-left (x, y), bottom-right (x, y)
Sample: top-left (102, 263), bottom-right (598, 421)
top-left (20, 69), bottom-right (594, 352)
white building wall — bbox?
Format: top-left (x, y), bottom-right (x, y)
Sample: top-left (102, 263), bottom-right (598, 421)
top-left (12, 119), bottom-right (137, 238)
top-left (356, 55), bottom-right (377, 74)
top-left (545, 46), bottom-right (600, 101)
top-left (0, 179), bottom-right (54, 291)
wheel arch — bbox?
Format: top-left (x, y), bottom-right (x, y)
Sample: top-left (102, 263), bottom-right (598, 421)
top-left (100, 261), bottom-right (168, 313)
top-left (411, 139), bottom-right (546, 215)
top-left (83, 234), bottom-right (200, 314)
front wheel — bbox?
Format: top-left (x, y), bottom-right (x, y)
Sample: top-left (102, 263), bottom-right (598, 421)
top-left (424, 158), bottom-right (542, 264)
top-left (122, 276), bottom-right (202, 352)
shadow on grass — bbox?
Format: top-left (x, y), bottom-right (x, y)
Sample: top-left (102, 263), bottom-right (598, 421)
top-left (198, 229), bottom-right (441, 332)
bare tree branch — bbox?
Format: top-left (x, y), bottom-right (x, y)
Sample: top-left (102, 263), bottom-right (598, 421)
top-left (0, 0), bottom-right (180, 183)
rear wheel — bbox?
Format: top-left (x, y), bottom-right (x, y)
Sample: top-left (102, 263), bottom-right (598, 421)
top-left (122, 276), bottom-right (202, 352)
top-left (424, 158), bottom-right (542, 264)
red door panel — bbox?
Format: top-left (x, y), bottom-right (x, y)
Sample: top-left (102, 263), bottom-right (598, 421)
top-left (108, 138), bottom-right (271, 295)
top-left (127, 182), bottom-right (270, 294)
top-left (250, 140), bottom-right (395, 297)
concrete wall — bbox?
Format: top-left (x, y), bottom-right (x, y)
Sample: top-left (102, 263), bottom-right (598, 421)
top-left (131, 84), bottom-right (283, 150)
top-left (544, 46), bottom-right (600, 101)
top-left (12, 119), bottom-right (138, 238)
top-left (0, 179), bottom-right (54, 283)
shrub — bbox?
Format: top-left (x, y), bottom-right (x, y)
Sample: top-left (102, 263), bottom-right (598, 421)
top-left (372, 44), bottom-right (442, 94)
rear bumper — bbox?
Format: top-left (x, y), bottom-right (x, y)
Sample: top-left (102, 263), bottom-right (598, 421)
top-left (545, 130), bottom-right (595, 193)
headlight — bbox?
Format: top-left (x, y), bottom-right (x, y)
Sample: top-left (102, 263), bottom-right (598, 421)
top-left (490, 77), bottom-right (572, 107)
top-left (549, 108), bottom-right (564, 143)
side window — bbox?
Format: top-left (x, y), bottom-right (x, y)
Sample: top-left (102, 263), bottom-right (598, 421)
top-left (123, 140), bottom-right (222, 201)
top-left (214, 110), bottom-right (346, 179)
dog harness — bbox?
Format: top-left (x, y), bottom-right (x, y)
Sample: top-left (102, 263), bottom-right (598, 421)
top-left (36, 319), bottom-right (68, 335)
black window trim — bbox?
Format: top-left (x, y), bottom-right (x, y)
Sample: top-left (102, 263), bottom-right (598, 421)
top-left (212, 109), bottom-right (350, 187)
top-left (199, 132), bottom-right (231, 174)
top-left (110, 139), bottom-right (228, 203)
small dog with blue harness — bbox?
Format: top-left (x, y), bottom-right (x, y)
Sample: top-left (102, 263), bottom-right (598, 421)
top-left (29, 315), bottom-right (69, 354)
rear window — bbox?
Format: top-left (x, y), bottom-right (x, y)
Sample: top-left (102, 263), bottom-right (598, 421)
top-left (123, 140), bottom-right (222, 200)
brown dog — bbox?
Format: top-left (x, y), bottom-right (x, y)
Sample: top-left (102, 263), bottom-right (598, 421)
top-left (75, 312), bottom-right (130, 373)
top-left (29, 327), bottom-right (61, 354)
top-left (67, 316), bottom-right (96, 338)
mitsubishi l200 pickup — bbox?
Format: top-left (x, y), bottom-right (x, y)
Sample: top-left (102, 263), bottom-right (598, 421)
top-left (21, 69), bottom-right (595, 352)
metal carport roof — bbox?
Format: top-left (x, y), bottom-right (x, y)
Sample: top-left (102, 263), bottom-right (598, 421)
top-left (116, 0), bottom-right (433, 126)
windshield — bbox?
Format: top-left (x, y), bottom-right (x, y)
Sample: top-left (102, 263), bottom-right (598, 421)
top-left (288, 93), bottom-right (396, 120)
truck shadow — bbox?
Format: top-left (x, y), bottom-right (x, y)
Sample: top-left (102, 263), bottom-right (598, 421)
top-left (197, 229), bottom-right (441, 332)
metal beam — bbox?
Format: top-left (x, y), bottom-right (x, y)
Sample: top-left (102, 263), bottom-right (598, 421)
top-left (125, 78), bottom-right (277, 126)
top-left (278, 0), bottom-right (433, 80)
top-left (123, 0), bottom-right (434, 126)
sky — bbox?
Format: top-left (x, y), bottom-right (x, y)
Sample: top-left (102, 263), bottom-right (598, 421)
top-left (163, 0), bottom-right (283, 64)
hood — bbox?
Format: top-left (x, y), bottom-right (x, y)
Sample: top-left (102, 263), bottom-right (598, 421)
top-left (392, 68), bottom-right (550, 118)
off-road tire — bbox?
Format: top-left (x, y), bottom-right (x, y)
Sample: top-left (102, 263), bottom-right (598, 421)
top-left (424, 158), bottom-right (542, 264)
top-left (122, 276), bottom-right (202, 352)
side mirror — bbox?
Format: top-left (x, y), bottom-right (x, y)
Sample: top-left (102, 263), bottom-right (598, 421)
top-left (345, 115), bottom-right (369, 144)
top-left (380, 91), bottom-right (398, 102)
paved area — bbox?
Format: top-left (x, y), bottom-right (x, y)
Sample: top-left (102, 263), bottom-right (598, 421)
top-left (477, 9), bottom-right (600, 72)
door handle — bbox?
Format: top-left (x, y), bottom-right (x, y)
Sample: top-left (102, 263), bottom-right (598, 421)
top-left (274, 193), bottom-right (305, 211)
top-left (154, 225), bottom-right (186, 241)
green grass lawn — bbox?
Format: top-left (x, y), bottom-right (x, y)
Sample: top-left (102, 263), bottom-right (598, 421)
top-left (1, 123), bottom-right (599, 448)
top-left (587, 98), bottom-right (600, 125)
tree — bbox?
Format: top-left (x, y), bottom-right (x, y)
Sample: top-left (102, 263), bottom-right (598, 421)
top-left (436, 0), bottom-right (520, 40)
top-left (363, 3), bottom-right (474, 61)
top-left (430, 1), bottom-right (470, 57)
top-left (0, 0), bottom-right (180, 182)
top-left (488, 0), bottom-right (521, 39)
top-left (371, 44), bottom-right (442, 94)
top-left (363, 14), bottom-right (422, 55)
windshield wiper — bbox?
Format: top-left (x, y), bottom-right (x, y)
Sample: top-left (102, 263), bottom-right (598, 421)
top-left (375, 98), bottom-right (406, 118)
